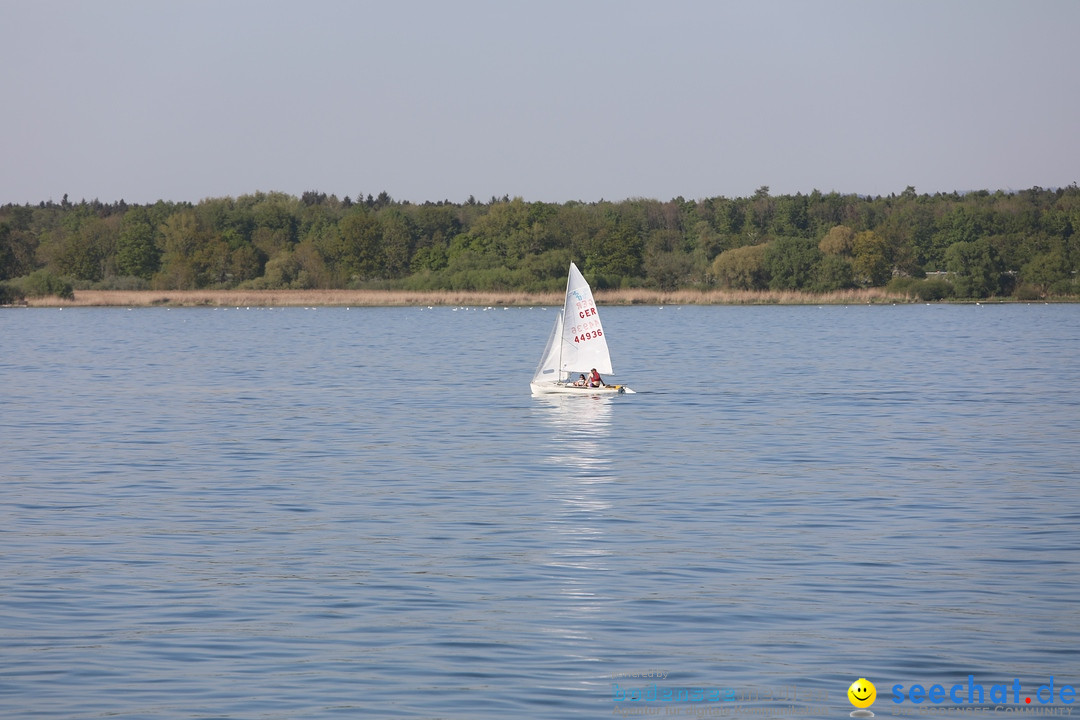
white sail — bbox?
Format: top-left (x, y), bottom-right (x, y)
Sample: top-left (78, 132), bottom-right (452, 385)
top-left (531, 309), bottom-right (564, 384)
top-left (560, 262), bottom-right (614, 376)
top-left (531, 263), bottom-right (625, 394)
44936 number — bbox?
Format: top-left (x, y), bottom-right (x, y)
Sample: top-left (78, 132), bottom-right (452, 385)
top-left (574, 329), bottom-right (602, 343)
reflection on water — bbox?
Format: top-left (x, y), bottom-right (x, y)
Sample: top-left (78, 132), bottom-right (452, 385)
top-left (533, 394), bottom-right (615, 479)
top-left (531, 395), bottom-right (618, 632)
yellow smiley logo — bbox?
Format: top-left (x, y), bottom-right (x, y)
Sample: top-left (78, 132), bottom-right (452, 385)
top-left (848, 678), bottom-right (877, 709)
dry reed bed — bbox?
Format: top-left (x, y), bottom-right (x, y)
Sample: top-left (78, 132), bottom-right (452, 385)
top-left (595, 287), bottom-right (905, 305)
top-left (19, 287), bottom-right (913, 307)
top-left (24, 289), bottom-right (562, 307)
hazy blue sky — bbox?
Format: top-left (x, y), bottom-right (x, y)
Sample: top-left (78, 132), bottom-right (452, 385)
top-left (2, 0), bottom-right (1077, 205)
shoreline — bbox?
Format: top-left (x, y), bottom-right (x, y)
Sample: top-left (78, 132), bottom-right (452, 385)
top-left (12, 287), bottom-right (939, 308)
top-left (8, 287), bottom-right (1069, 308)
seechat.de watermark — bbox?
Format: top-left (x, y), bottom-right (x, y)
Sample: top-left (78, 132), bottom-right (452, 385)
top-left (848, 676), bottom-right (1076, 717)
top-left (891, 677), bottom-right (1075, 707)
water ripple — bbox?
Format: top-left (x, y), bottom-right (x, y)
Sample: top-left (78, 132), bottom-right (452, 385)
top-left (1, 305), bottom-right (1078, 718)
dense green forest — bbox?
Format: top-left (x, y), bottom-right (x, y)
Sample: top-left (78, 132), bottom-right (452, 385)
top-left (2, 185), bottom-right (1078, 302)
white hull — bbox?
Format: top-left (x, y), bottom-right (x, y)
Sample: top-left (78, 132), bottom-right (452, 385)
top-left (530, 382), bottom-right (630, 395)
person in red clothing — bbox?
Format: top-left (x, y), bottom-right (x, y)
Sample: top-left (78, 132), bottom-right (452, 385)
top-left (587, 368), bottom-right (605, 388)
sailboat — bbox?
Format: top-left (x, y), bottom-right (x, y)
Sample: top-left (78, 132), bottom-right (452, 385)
top-left (530, 263), bottom-right (633, 395)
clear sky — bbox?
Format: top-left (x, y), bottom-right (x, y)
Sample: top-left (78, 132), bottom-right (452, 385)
top-left (2, 0), bottom-right (1078, 205)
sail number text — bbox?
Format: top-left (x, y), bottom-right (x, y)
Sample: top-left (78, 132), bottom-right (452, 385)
top-left (574, 328), bottom-right (603, 343)
top-left (571, 302), bottom-right (603, 343)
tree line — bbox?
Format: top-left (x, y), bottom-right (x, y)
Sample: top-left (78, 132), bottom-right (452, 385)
top-left (1, 185), bottom-right (1078, 302)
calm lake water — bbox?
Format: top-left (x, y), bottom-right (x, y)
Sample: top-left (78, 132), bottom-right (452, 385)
top-left (2, 303), bottom-right (1079, 719)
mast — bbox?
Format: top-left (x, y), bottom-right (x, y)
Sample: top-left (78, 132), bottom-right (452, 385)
top-left (557, 264), bottom-right (572, 381)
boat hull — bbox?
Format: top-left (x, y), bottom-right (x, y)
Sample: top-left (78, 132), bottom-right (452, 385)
top-left (530, 382), bottom-right (628, 395)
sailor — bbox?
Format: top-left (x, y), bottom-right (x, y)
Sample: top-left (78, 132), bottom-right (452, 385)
top-left (588, 368), bottom-right (605, 388)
